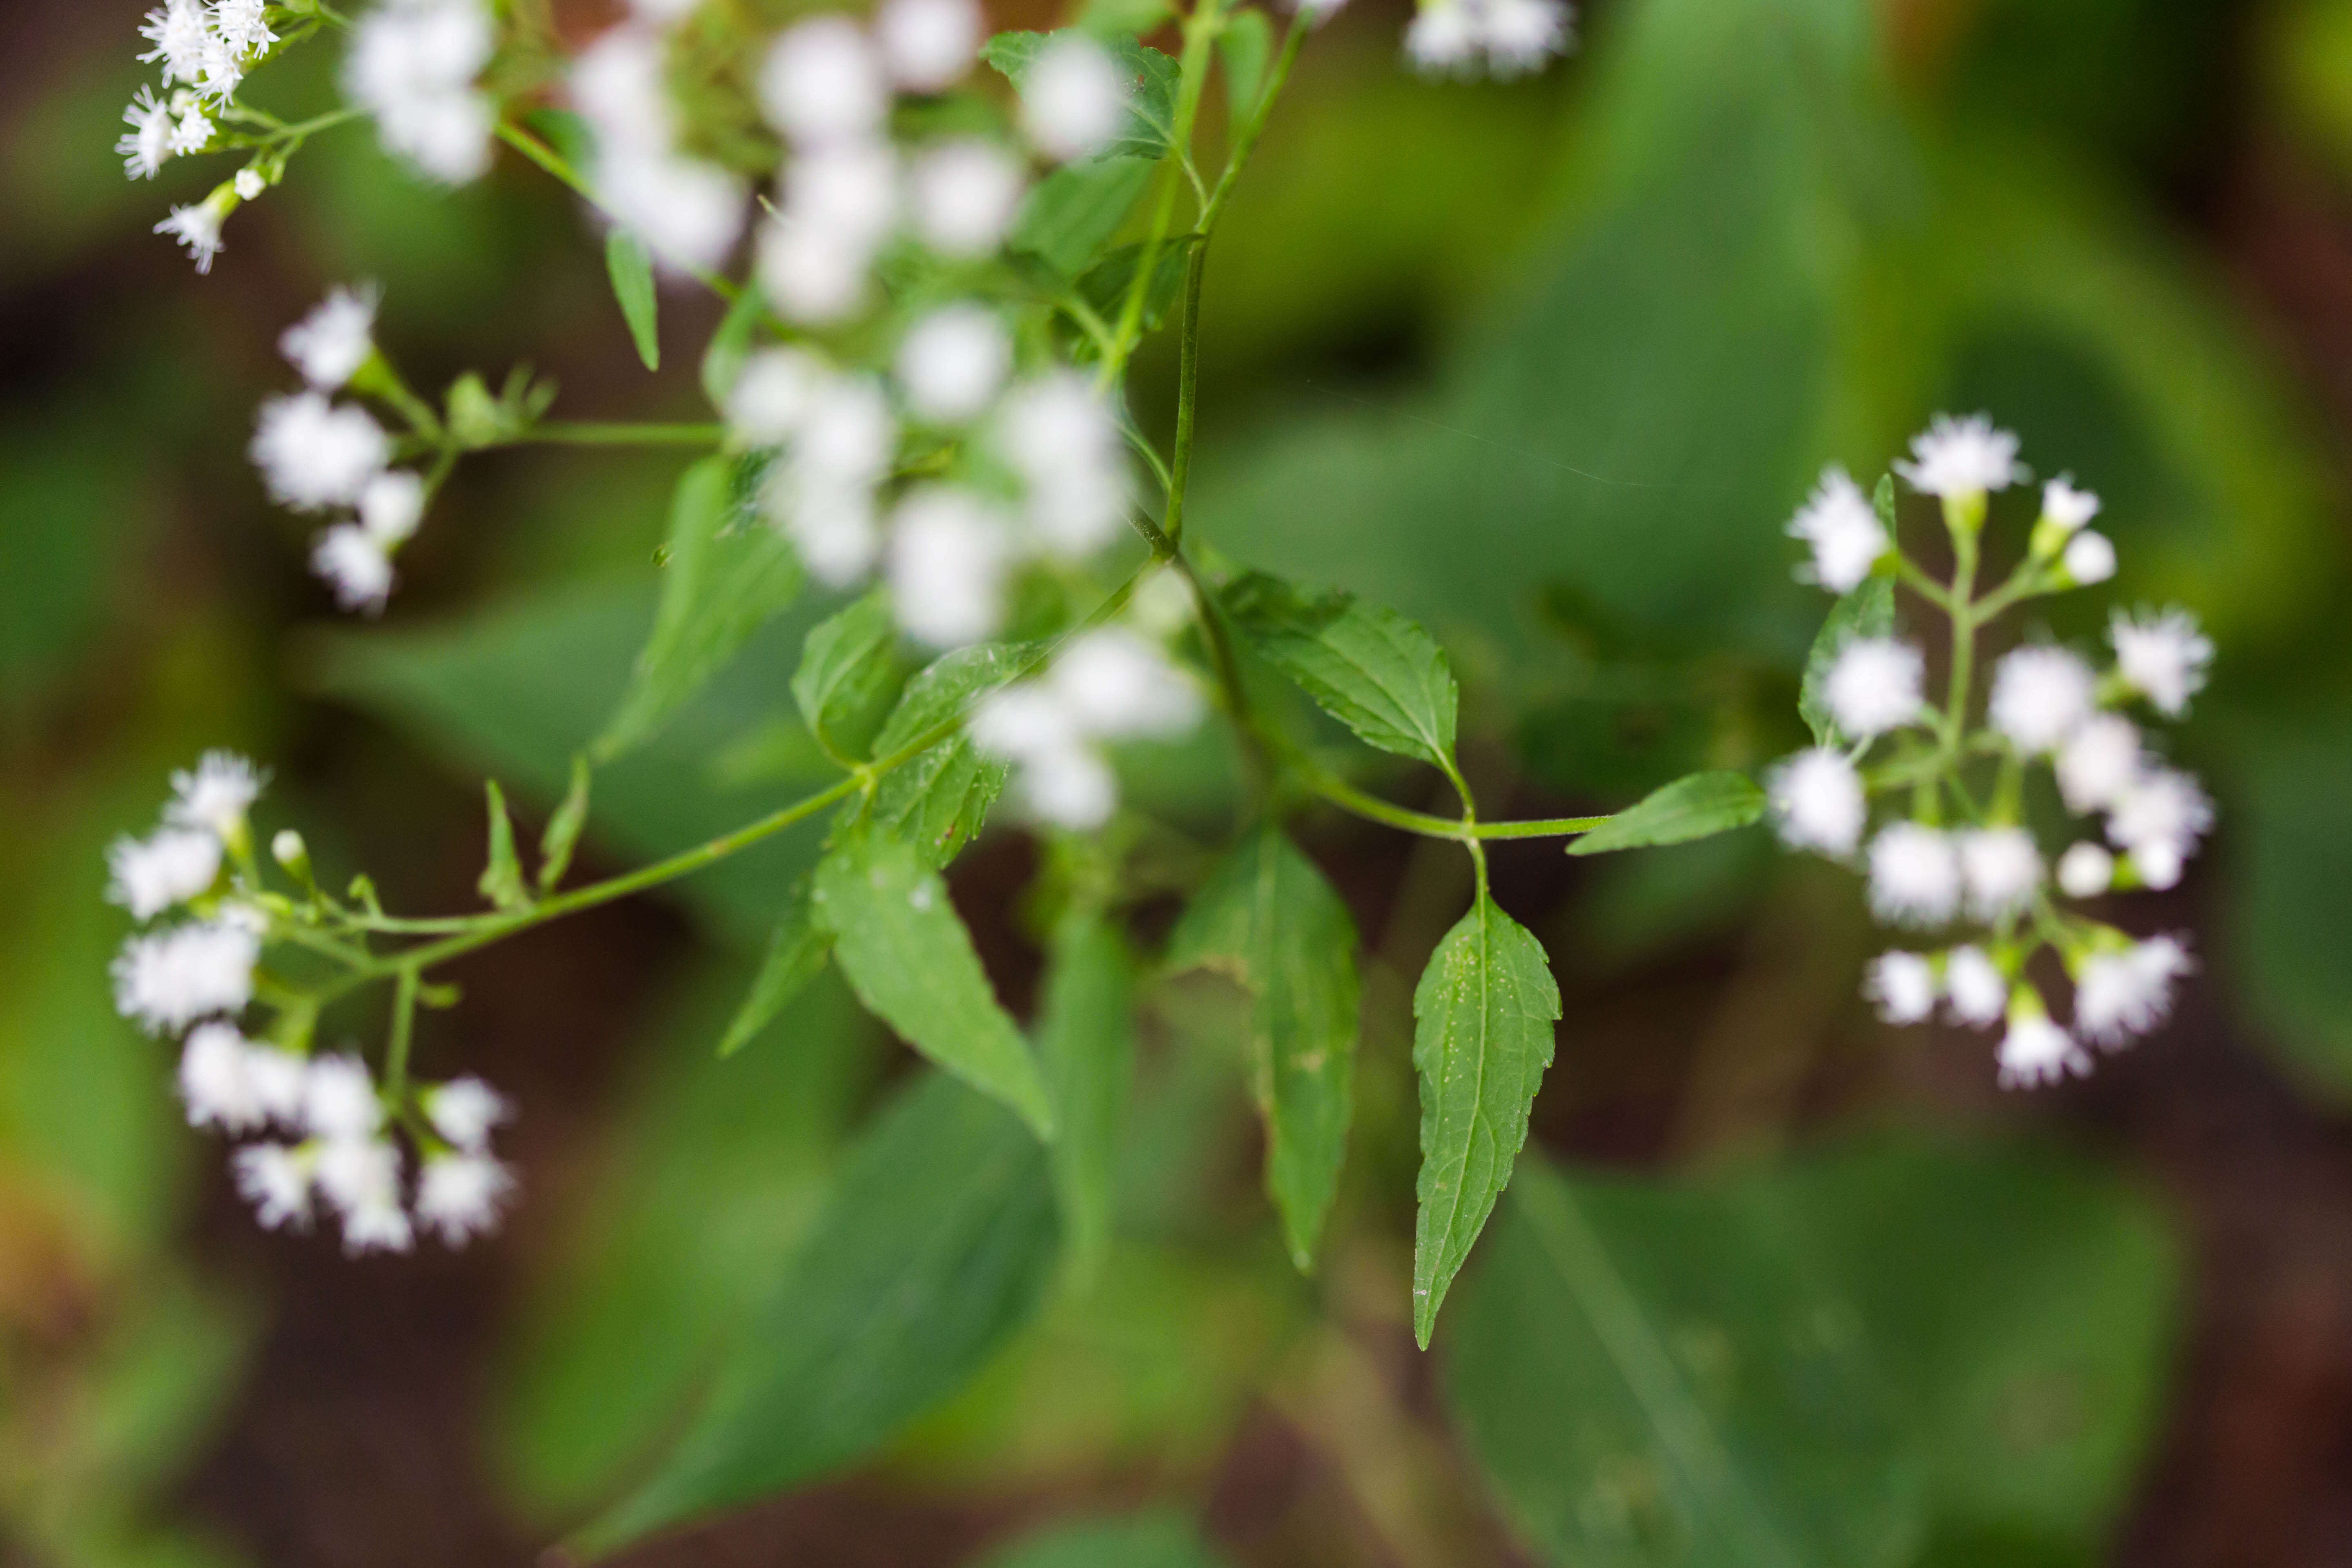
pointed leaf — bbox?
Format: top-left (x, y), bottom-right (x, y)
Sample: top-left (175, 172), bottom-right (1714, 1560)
top-left (1410, 893), bottom-right (1559, 1348)
top-left (699, 283), bottom-right (766, 410)
top-left (606, 229), bottom-right (660, 372)
top-left (791, 591), bottom-right (912, 765)
top-left (577, 1073), bottom-right (1060, 1554)
top-left (1225, 572), bottom-right (1460, 771)
top-left (1011, 156), bottom-right (1158, 279)
top-left (1800, 575), bottom-right (1896, 748)
top-left (1035, 910), bottom-right (1137, 1285)
top-left (478, 780), bottom-right (533, 912)
top-left (1219, 8), bottom-right (1273, 120)
top-left (869, 641), bottom-right (1031, 869)
top-left (1167, 826), bottom-right (1359, 1270)
top-left (814, 822), bottom-right (1056, 1138)
top-left (594, 457), bottom-right (804, 762)
top-left (1568, 771), bottom-right (1764, 857)
top-left (537, 754), bottom-right (593, 895)
top-left (717, 877), bottom-right (830, 1059)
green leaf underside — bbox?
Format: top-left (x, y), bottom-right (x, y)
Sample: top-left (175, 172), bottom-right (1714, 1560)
top-left (1225, 572), bottom-right (1460, 771)
top-left (1568, 771), bottom-right (1765, 857)
top-left (1012, 156), bottom-right (1158, 279)
top-left (1218, 8), bottom-right (1273, 122)
top-left (1799, 575), bottom-right (1895, 748)
top-left (977, 1513), bottom-right (1234, 1568)
top-left (717, 877), bottom-right (829, 1058)
top-left (1410, 893), bottom-right (1559, 1348)
top-left (595, 456), bottom-right (803, 762)
top-left (814, 823), bottom-right (1056, 1139)
top-left (868, 642), bottom-right (1030, 869)
top-left (577, 1073), bottom-right (1059, 1555)
top-left (1167, 826), bottom-right (1359, 1271)
top-left (984, 32), bottom-right (1181, 161)
top-left (479, 780), bottom-right (532, 911)
top-left (605, 229), bottom-right (660, 372)
top-left (791, 591), bottom-right (910, 764)
top-left (537, 754), bottom-right (593, 895)
top-left (1034, 910), bottom-right (1138, 1285)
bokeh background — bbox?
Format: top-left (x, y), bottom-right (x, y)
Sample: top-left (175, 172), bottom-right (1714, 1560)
top-left (7, 0), bottom-right (2352, 1563)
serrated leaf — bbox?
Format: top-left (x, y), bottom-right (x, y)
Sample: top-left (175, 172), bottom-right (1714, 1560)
top-left (1167, 826), bottom-right (1359, 1271)
top-left (577, 1072), bottom-right (1059, 1554)
top-left (984, 31), bottom-right (1180, 161)
top-left (1410, 893), bottom-right (1559, 1348)
top-left (717, 877), bottom-right (829, 1059)
top-left (869, 642), bottom-right (1031, 869)
top-left (1219, 8), bottom-right (1273, 120)
top-left (791, 592), bottom-right (911, 766)
top-left (1225, 572), bottom-right (1460, 771)
top-left (1034, 910), bottom-right (1137, 1285)
top-left (1800, 575), bottom-right (1896, 748)
top-left (537, 754), bottom-right (592, 895)
top-left (699, 284), bottom-right (766, 411)
top-left (814, 822), bottom-right (1056, 1138)
top-left (594, 457), bottom-right (804, 762)
top-left (1567, 771), bottom-right (1764, 857)
top-left (606, 229), bottom-right (660, 372)
top-left (1011, 156), bottom-right (1158, 279)
top-left (977, 1512), bottom-right (1234, 1568)
top-left (478, 780), bottom-right (533, 912)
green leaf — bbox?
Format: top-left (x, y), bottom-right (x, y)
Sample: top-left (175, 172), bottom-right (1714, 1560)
top-left (1076, 0), bottom-right (1174, 40)
top-left (1445, 1158), bottom-right (1926, 1568)
top-left (717, 877), bottom-right (830, 1059)
top-left (1410, 893), bottom-right (1559, 1348)
top-left (578, 1072), bottom-right (1060, 1554)
top-left (1224, 572), bottom-right (1461, 771)
top-left (791, 591), bottom-right (912, 766)
top-left (1078, 241), bottom-right (1191, 341)
top-left (606, 229), bottom-right (660, 372)
top-left (869, 642), bottom-right (1030, 869)
top-left (1799, 574), bottom-right (1896, 748)
top-left (537, 754), bottom-right (593, 895)
top-left (1167, 826), bottom-right (1359, 1271)
top-left (1011, 156), bottom-right (1158, 280)
top-left (1567, 771), bottom-right (1764, 857)
top-left (699, 283), bottom-right (766, 411)
top-left (1034, 910), bottom-right (1138, 1285)
top-left (984, 32), bottom-right (1180, 161)
top-left (976, 1512), bottom-right (1234, 1568)
top-left (1219, 8), bottom-right (1273, 120)
top-left (478, 780), bottom-right (533, 912)
top-left (594, 456), bottom-right (804, 762)
top-left (814, 822), bottom-right (1056, 1139)
top-left (2229, 715), bottom-right (2352, 1096)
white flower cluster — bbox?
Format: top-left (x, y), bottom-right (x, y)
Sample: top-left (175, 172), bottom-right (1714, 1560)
top-left (124, 0), bottom-right (283, 269)
top-left (1403, 0), bottom-right (1575, 78)
top-left (110, 753), bottom-right (265, 1036)
top-left (571, 4), bottom-right (749, 274)
top-left (344, 0), bottom-right (497, 185)
top-left (970, 624), bottom-right (1204, 829)
top-left (250, 285), bottom-right (432, 612)
top-left (1768, 416), bottom-right (2215, 1089)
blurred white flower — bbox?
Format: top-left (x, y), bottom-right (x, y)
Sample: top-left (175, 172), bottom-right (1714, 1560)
top-left (1786, 466), bottom-right (1888, 592)
top-left (887, 487), bottom-right (1011, 646)
top-left (2056, 842), bottom-right (2115, 898)
top-left (2075, 935), bottom-right (2192, 1046)
top-left (2110, 608), bottom-right (2212, 717)
top-left (108, 829), bottom-right (221, 920)
top-left (1868, 823), bottom-right (1961, 928)
top-left (1865, 951), bottom-right (1936, 1025)
top-left (1768, 748), bottom-right (1865, 858)
top-left (281, 284), bottom-right (380, 390)
top-left (344, 0), bottom-right (497, 185)
top-left (896, 305), bottom-right (1011, 423)
top-left (1997, 1001), bottom-right (2088, 1089)
top-left (1823, 636), bottom-right (1925, 738)
top-left (2062, 530), bottom-right (2116, 586)
top-left (2041, 476), bottom-right (2100, 531)
top-left (1893, 414), bottom-right (2020, 499)
top-left (1023, 37), bottom-right (1126, 161)
top-left (426, 1076), bottom-right (511, 1152)
top-left (313, 525), bottom-right (396, 612)
top-left (113, 918), bottom-right (260, 1034)
top-left (877, 0), bottom-right (980, 92)
top-left (2055, 713), bottom-right (2141, 813)
top-left (909, 139), bottom-right (1027, 257)
top-left (1988, 645), bottom-right (2095, 755)
top-left (416, 1152), bottom-right (514, 1245)
top-left (252, 392), bottom-right (390, 511)
top-left (761, 17), bottom-right (888, 146)
top-left (1943, 945), bottom-right (2008, 1027)
top-left (1959, 826), bottom-right (2042, 922)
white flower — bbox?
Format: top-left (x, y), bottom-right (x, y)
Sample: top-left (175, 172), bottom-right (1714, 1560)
top-left (1049, 629), bottom-right (1203, 739)
top-left (1019, 746), bottom-right (1118, 829)
top-left (761, 17), bottom-right (888, 147)
top-left (416, 1153), bottom-right (514, 1245)
top-left (2062, 530), bottom-right (2116, 586)
top-left (112, 918), bottom-right (260, 1034)
top-left (728, 347), bottom-right (826, 445)
top-left (168, 751), bottom-right (264, 840)
top-left (196, 30), bottom-right (246, 102)
top-left (234, 168), bottom-right (265, 200)
top-left (759, 216), bottom-right (874, 323)
top-left (2130, 840), bottom-right (2184, 891)
top-left (2056, 842), bottom-right (2114, 898)
top-left (1786, 466), bottom-right (1888, 592)
top-left (997, 372), bottom-right (1130, 556)
top-left (1988, 644), bottom-right (2095, 755)
top-left (156, 198), bottom-right (228, 274)
top-left (1479, 0), bottom-right (1572, 76)
top-left (170, 105), bottom-right (217, 156)
top-left (1893, 414), bottom-right (2020, 499)
top-left (2105, 766), bottom-right (2212, 860)
top-left (140, 0), bottom-right (213, 87)
top-left (629, 0), bottom-right (705, 21)
top-left (877, 0), bottom-right (980, 92)
top-left (280, 285), bottom-right (381, 390)
top-left (1868, 823), bottom-right (1961, 928)
top-left (971, 683), bottom-right (1083, 761)
top-left (214, 0), bottom-right (278, 56)
top-left (107, 829), bottom-right (221, 920)
top-left (572, 24), bottom-right (672, 154)
top-left (426, 1076), bottom-right (510, 1152)
top-left (777, 481), bottom-right (880, 586)
top-left (244, 1045), bottom-right (310, 1124)
top-left (1997, 1000), bottom-right (2089, 1089)
top-left (1023, 37), bottom-right (1127, 162)
top-left (1959, 826), bottom-right (2042, 921)
top-left (2055, 713), bottom-right (2141, 814)
top-left (784, 140), bottom-right (901, 246)
top-left (312, 525), bottom-right (396, 613)
top-left (252, 393), bottom-right (390, 511)
top-left (1865, 951), bottom-right (1937, 1025)
top-left (1823, 637), bottom-right (1924, 738)
top-left (235, 1143), bottom-right (314, 1229)
top-left (796, 374), bottom-right (897, 482)
top-left (895, 305), bottom-right (1011, 424)
top-left (344, 0), bottom-right (497, 185)
top-left (1768, 748), bottom-right (1865, 858)
top-left (2074, 935), bottom-right (2192, 1047)
top-left (179, 1023), bottom-right (270, 1133)
top-left (887, 487), bottom-right (1010, 646)
top-left (602, 151), bottom-right (749, 274)
top-left (2041, 477), bottom-right (2100, 531)
top-left (1405, 0), bottom-right (1481, 72)
top-left (302, 1055), bottom-right (383, 1142)
top-left (118, 88), bottom-right (176, 178)
top-left (315, 1137), bottom-right (414, 1254)
top-left (909, 139), bottom-right (1027, 258)
top-left (1294, 0), bottom-right (1350, 18)
top-left (360, 470), bottom-right (427, 546)
top-left (1944, 945), bottom-right (2008, 1027)
top-left (2110, 608), bottom-right (2212, 717)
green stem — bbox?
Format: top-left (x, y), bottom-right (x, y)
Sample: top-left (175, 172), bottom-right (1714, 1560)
top-left (494, 120), bottom-right (742, 304)
top-left (1099, 0), bottom-right (1228, 385)
top-left (385, 967), bottom-right (419, 1101)
top-left (517, 421), bottom-right (728, 448)
top-left (1199, 11), bottom-right (1311, 236)
top-left (1163, 246), bottom-right (1209, 546)
top-left (1305, 772), bottom-right (1606, 843)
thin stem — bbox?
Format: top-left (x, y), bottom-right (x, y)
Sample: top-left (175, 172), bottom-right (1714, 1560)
top-left (1305, 772), bottom-right (1606, 843)
top-left (385, 967), bottom-right (419, 1101)
top-left (517, 421), bottom-right (727, 448)
top-left (1199, 11), bottom-right (1312, 238)
top-left (1099, 0), bottom-right (1227, 385)
top-left (1163, 245), bottom-right (1209, 545)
